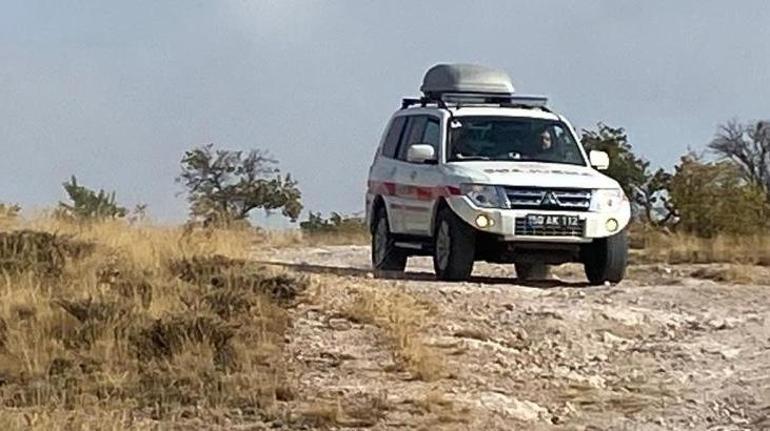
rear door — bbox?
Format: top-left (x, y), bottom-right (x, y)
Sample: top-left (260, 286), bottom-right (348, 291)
top-left (368, 115), bottom-right (409, 233)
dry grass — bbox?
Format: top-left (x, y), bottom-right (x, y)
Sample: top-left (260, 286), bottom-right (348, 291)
top-left (631, 228), bottom-right (770, 266)
top-left (301, 230), bottom-right (370, 247)
top-left (293, 392), bottom-right (390, 429)
top-left (255, 228), bottom-right (370, 248)
top-left (0, 216), bottom-right (308, 427)
top-left (344, 286), bottom-right (445, 381)
top-left (688, 264), bottom-right (768, 284)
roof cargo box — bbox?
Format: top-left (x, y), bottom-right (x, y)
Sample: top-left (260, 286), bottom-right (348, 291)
top-left (420, 64), bottom-right (515, 98)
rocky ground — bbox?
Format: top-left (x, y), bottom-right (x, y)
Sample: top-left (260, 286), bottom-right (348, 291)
top-left (256, 245), bottom-right (770, 430)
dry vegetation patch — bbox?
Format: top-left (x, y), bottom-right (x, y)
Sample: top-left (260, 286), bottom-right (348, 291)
top-left (342, 284), bottom-right (446, 382)
top-left (632, 230), bottom-right (770, 265)
top-left (0, 219), bottom-right (308, 427)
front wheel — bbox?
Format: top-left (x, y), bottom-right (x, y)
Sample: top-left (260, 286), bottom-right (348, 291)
top-left (582, 230), bottom-right (628, 285)
top-left (371, 207), bottom-right (407, 275)
top-left (433, 208), bottom-right (476, 281)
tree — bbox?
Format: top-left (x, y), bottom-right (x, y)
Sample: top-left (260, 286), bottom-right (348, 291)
top-left (709, 120), bottom-right (770, 198)
top-left (581, 123), bottom-right (672, 226)
top-left (668, 153), bottom-right (769, 237)
top-left (177, 144), bottom-right (302, 225)
top-left (58, 176), bottom-right (127, 220)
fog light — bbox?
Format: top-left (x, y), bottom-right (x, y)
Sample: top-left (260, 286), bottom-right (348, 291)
top-left (475, 214), bottom-right (493, 228)
top-left (605, 218), bottom-right (619, 232)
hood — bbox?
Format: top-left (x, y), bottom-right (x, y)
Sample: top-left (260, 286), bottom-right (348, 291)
top-left (443, 161), bottom-right (620, 190)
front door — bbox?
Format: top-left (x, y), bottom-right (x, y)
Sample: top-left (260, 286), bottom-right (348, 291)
top-left (394, 115), bottom-right (443, 235)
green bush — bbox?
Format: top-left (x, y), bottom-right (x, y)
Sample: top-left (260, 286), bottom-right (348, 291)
top-left (668, 154), bottom-right (769, 237)
top-left (57, 176), bottom-right (127, 221)
top-left (300, 212), bottom-right (367, 236)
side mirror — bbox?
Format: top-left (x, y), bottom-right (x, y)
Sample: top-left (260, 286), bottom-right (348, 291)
top-left (589, 150), bottom-right (610, 170)
top-left (407, 144), bottom-right (436, 164)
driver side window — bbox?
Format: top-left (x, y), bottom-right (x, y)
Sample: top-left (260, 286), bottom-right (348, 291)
top-left (396, 116), bottom-right (427, 161)
top-left (422, 118), bottom-right (440, 154)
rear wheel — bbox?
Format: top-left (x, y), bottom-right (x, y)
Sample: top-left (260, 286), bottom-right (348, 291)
top-left (433, 208), bottom-right (476, 281)
top-left (515, 262), bottom-right (550, 282)
top-left (583, 230), bottom-right (628, 285)
top-left (371, 206), bottom-right (407, 275)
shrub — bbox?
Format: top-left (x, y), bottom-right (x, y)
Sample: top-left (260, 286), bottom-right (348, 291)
top-left (57, 176), bottom-right (127, 220)
top-left (0, 203), bottom-right (21, 229)
top-left (0, 203), bottom-right (21, 219)
top-left (300, 212), bottom-right (365, 234)
top-left (668, 154), bottom-right (769, 237)
top-left (299, 212), bottom-right (369, 245)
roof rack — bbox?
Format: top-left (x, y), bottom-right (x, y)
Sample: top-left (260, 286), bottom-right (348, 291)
top-left (401, 93), bottom-right (549, 111)
top-left (403, 64), bottom-right (549, 111)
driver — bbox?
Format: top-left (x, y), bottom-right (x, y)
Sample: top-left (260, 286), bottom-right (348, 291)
top-left (451, 128), bottom-right (496, 159)
top-left (537, 129), bottom-right (553, 151)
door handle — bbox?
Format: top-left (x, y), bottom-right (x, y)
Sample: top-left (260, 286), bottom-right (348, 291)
top-left (410, 171), bottom-right (417, 180)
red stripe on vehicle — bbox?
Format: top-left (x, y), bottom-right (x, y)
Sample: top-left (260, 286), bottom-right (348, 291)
top-left (368, 181), bottom-right (461, 199)
top-left (415, 187), bottom-right (434, 201)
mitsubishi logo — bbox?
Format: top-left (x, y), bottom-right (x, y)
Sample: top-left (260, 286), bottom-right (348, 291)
top-left (540, 191), bottom-right (560, 207)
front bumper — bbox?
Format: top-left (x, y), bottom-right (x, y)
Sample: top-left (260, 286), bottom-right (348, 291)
top-left (447, 196), bottom-right (630, 243)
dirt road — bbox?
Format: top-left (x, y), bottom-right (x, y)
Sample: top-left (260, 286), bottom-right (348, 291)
top-left (258, 245), bottom-right (770, 430)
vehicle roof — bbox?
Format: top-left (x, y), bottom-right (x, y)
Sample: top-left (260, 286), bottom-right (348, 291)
top-left (394, 105), bottom-right (561, 121)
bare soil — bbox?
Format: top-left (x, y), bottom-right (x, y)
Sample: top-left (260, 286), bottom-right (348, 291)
top-left (258, 245), bottom-right (770, 430)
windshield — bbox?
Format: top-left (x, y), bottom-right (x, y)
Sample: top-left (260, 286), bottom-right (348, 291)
top-left (447, 116), bottom-right (586, 166)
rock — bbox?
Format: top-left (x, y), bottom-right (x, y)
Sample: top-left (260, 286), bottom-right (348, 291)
top-left (719, 348), bottom-right (741, 360)
top-left (476, 392), bottom-right (549, 422)
top-left (327, 317), bottom-right (352, 331)
top-left (706, 317), bottom-right (740, 330)
top-left (601, 308), bottom-right (645, 326)
top-left (602, 331), bottom-right (631, 344)
top-left (701, 345), bottom-right (741, 360)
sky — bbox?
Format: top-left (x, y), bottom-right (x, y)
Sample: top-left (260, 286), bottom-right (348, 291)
top-left (2, 0), bottom-right (770, 224)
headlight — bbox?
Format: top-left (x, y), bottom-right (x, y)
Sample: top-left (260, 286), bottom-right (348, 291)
top-left (590, 188), bottom-right (627, 212)
top-left (460, 184), bottom-right (509, 208)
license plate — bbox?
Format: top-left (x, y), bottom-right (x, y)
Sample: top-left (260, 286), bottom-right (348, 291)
top-left (525, 214), bottom-right (580, 228)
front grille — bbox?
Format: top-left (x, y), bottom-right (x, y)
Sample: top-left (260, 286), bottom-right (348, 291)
top-left (515, 218), bottom-right (585, 237)
top-left (505, 187), bottom-right (591, 211)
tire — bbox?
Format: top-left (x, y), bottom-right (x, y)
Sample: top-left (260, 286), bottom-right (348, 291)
top-left (433, 207), bottom-right (476, 281)
top-left (583, 230), bottom-right (629, 285)
top-left (371, 206), bottom-right (407, 275)
top-left (515, 262), bottom-right (550, 282)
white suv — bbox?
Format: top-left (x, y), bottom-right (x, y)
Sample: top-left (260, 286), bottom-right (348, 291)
top-left (365, 64), bottom-right (630, 284)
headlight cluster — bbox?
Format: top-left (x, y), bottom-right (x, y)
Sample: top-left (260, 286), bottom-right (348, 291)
top-left (590, 189), bottom-right (627, 212)
top-left (460, 184), bottom-right (509, 208)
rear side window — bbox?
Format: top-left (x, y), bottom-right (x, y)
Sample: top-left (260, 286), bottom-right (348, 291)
top-left (380, 116), bottom-right (407, 158)
top-left (397, 116), bottom-right (427, 160)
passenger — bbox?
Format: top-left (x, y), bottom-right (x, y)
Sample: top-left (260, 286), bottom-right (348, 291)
top-left (530, 128), bottom-right (561, 162)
